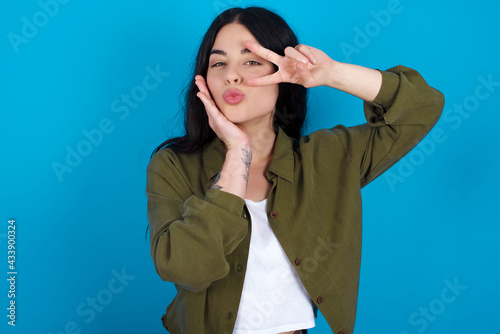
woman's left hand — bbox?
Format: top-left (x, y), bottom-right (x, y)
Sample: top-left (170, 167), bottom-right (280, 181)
top-left (245, 40), bottom-right (337, 88)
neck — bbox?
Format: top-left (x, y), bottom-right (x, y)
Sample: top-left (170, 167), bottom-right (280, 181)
top-left (247, 126), bottom-right (276, 164)
top-left (236, 112), bottom-right (276, 164)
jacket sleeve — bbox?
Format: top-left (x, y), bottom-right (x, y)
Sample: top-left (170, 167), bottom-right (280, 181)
top-left (333, 65), bottom-right (445, 187)
top-left (146, 150), bottom-right (248, 292)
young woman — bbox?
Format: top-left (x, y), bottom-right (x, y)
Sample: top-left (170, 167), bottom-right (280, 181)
top-left (147, 7), bottom-right (444, 334)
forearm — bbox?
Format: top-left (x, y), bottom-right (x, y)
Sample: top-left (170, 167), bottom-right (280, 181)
top-left (326, 61), bottom-right (383, 102)
top-left (147, 150), bottom-right (250, 291)
top-left (211, 145), bottom-right (252, 199)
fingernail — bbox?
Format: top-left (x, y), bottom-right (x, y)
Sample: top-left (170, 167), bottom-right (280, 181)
top-left (302, 59), bottom-right (308, 64)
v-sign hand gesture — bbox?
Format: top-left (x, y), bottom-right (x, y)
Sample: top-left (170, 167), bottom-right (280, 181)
top-left (245, 40), bottom-right (337, 88)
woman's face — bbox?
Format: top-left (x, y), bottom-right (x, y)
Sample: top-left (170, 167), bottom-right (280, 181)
top-left (206, 23), bottom-right (279, 129)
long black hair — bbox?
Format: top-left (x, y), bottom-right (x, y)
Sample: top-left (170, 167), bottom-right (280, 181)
top-left (151, 7), bottom-right (308, 156)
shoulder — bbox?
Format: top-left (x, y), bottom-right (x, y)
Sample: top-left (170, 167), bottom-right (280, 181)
top-left (295, 124), bottom-right (374, 166)
top-left (297, 125), bottom-right (364, 149)
top-left (147, 146), bottom-right (205, 177)
top-left (147, 147), bottom-right (178, 173)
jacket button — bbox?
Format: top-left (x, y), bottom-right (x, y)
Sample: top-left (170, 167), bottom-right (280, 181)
top-left (268, 171), bottom-right (276, 177)
top-left (295, 258), bottom-right (301, 266)
top-left (317, 296), bottom-right (324, 304)
top-left (338, 331), bottom-right (345, 334)
top-left (243, 213), bottom-right (247, 219)
top-left (226, 311), bottom-right (233, 320)
top-left (237, 264), bottom-right (243, 272)
top-left (270, 211), bottom-right (278, 219)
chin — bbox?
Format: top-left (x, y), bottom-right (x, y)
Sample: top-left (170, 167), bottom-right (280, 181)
top-left (220, 106), bottom-right (245, 120)
top-left (224, 115), bottom-right (248, 125)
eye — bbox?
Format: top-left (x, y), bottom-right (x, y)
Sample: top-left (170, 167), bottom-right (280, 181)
top-left (210, 61), bottom-right (225, 68)
top-left (246, 60), bottom-right (261, 66)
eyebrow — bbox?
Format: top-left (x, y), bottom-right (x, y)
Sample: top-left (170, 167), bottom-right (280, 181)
top-left (209, 48), bottom-right (252, 56)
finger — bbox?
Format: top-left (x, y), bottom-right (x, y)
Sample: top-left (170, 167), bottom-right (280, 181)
top-left (296, 62), bottom-right (314, 87)
top-left (247, 71), bottom-right (283, 86)
top-left (245, 40), bottom-right (282, 65)
top-left (296, 44), bottom-right (318, 65)
top-left (195, 76), bottom-right (220, 110)
top-left (284, 46), bottom-right (310, 64)
top-left (196, 91), bottom-right (219, 119)
top-left (297, 62), bottom-right (311, 76)
top-left (195, 75), bottom-right (210, 96)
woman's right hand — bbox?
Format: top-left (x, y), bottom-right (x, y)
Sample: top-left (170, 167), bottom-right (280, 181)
top-left (195, 75), bottom-right (252, 197)
top-left (195, 75), bottom-right (250, 150)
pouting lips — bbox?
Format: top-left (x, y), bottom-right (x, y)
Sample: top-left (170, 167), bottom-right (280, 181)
top-left (223, 89), bottom-right (245, 105)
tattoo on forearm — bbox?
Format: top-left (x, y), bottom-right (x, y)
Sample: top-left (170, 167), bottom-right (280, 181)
top-left (241, 148), bottom-right (252, 184)
top-left (211, 171), bottom-right (223, 190)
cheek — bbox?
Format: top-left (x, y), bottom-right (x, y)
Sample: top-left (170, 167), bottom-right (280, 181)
top-left (247, 64), bottom-right (275, 80)
top-left (247, 65), bottom-right (278, 104)
top-left (253, 85), bottom-right (279, 109)
top-left (206, 74), bottom-right (219, 98)
top-left (206, 73), bottom-right (226, 111)
top-left (206, 72), bottom-right (216, 92)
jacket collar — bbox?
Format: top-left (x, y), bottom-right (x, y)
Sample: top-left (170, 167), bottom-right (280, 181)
top-left (203, 127), bottom-right (295, 183)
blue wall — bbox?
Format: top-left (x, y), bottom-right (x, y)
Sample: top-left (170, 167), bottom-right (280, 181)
top-left (1, 0), bottom-right (499, 333)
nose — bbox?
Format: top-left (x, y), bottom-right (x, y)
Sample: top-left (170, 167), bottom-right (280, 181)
top-left (225, 66), bottom-right (242, 84)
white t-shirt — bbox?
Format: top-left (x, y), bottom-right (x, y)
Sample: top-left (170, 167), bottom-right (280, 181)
top-left (233, 198), bottom-right (316, 334)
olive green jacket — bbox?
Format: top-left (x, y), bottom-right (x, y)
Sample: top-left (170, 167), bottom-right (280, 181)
top-left (147, 65), bottom-right (445, 334)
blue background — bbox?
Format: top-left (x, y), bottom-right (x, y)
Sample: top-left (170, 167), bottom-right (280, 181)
top-left (1, 0), bottom-right (499, 333)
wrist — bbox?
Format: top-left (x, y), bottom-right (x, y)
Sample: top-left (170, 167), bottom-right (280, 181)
top-left (326, 60), bottom-right (346, 89)
top-left (214, 146), bottom-right (252, 199)
top-left (223, 135), bottom-right (251, 151)
top-left (226, 142), bottom-right (251, 155)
